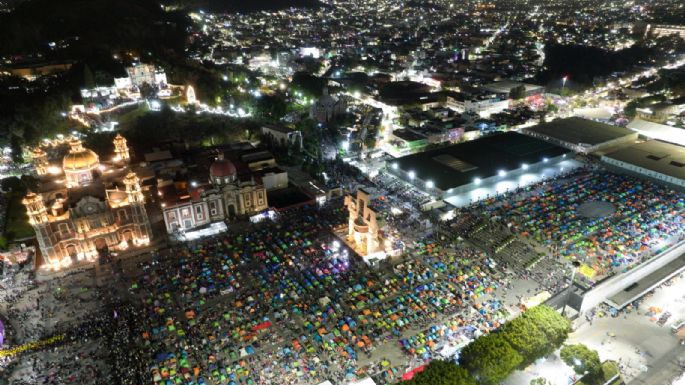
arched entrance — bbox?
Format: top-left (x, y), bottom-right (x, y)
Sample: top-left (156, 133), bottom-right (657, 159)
top-left (227, 204), bottom-right (236, 218)
top-left (66, 244), bottom-right (78, 261)
top-left (122, 230), bottom-right (133, 242)
top-left (95, 238), bottom-right (109, 261)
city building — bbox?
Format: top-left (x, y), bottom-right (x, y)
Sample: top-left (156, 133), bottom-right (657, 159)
top-left (24, 137), bottom-right (152, 268)
top-left (482, 80), bottom-right (544, 98)
top-left (522, 117), bottom-right (638, 154)
top-left (114, 63), bottom-right (167, 89)
top-left (261, 124), bottom-right (303, 149)
top-left (1, 61), bottom-right (73, 81)
top-left (310, 88), bottom-right (347, 123)
top-left (601, 140), bottom-right (685, 189)
top-left (646, 24), bottom-right (685, 40)
top-left (160, 152), bottom-right (268, 234)
top-left (389, 132), bottom-right (573, 205)
top-left (240, 149), bottom-right (288, 191)
top-left (445, 91), bottom-right (509, 118)
top-left (627, 119), bottom-right (685, 147)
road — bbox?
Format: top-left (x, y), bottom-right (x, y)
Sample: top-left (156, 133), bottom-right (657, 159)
top-left (629, 344), bottom-right (685, 385)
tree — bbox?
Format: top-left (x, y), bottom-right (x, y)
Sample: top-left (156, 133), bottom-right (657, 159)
top-left (500, 316), bottom-right (548, 364)
top-left (83, 64), bottom-right (96, 88)
top-left (560, 344), bottom-right (601, 378)
top-left (291, 72), bottom-right (325, 97)
top-left (255, 94), bottom-right (287, 120)
top-left (9, 134), bottom-right (23, 163)
top-left (403, 360), bottom-right (476, 385)
top-left (460, 305), bottom-right (570, 385)
top-left (509, 85), bottom-right (526, 100)
top-left (460, 333), bottom-right (523, 385)
top-left (522, 305), bottom-right (570, 347)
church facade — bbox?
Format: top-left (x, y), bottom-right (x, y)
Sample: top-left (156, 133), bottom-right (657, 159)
top-left (24, 135), bottom-right (152, 268)
top-left (160, 153), bottom-right (268, 234)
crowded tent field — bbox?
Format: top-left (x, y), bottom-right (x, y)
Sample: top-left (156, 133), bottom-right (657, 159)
top-left (473, 165), bottom-right (685, 285)
top-left (122, 203), bottom-right (513, 385)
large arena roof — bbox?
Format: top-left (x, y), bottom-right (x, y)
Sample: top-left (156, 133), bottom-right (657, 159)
top-left (393, 132), bottom-right (568, 191)
top-left (524, 117), bottom-right (636, 146)
top-left (602, 140), bottom-right (685, 181)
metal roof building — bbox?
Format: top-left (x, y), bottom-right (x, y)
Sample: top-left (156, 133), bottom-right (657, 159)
top-left (601, 140), bottom-right (685, 189)
top-left (388, 132), bottom-right (576, 205)
top-left (522, 117), bottom-right (638, 154)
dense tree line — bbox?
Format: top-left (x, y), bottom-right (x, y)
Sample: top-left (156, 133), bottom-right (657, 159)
top-left (111, 106), bottom-right (260, 153)
top-left (540, 43), bottom-right (657, 86)
top-left (459, 305), bottom-right (571, 385)
top-left (0, 0), bottom-right (189, 58)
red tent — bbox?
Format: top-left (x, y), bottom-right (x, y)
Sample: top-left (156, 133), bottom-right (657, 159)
top-left (401, 364), bottom-right (427, 381)
top-left (252, 321), bottom-right (273, 331)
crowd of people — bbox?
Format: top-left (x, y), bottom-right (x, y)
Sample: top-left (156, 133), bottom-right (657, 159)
top-left (371, 173), bottom-right (432, 210)
top-left (102, 201), bottom-right (512, 385)
top-left (6, 159), bottom-right (684, 385)
top-left (474, 167), bottom-right (685, 283)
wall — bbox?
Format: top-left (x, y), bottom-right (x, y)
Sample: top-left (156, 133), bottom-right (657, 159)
top-left (580, 240), bottom-right (685, 313)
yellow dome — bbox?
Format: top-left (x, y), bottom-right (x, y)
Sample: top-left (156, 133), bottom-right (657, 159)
top-left (62, 139), bottom-right (99, 171)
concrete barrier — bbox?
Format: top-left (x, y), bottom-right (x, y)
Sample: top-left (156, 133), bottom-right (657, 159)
top-left (580, 240), bottom-right (685, 313)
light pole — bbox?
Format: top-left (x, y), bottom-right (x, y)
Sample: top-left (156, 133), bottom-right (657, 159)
top-left (562, 260), bottom-right (581, 316)
top-left (562, 76), bottom-right (568, 91)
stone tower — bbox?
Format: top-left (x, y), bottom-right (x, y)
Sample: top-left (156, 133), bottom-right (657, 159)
top-left (32, 148), bottom-right (49, 176)
top-left (22, 192), bottom-right (59, 264)
top-left (123, 172), bottom-right (152, 245)
top-left (113, 133), bottom-right (130, 162)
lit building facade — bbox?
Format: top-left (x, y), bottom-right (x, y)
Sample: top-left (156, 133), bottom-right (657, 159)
top-left (161, 153), bottom-right (268, 234)
top-left (344, 189), bottom-right (384, 256)
top-left (24, 136), bottom-right (152, 269)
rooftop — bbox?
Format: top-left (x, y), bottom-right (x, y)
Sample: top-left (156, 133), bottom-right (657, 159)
top-left (393, 132), bottom-right (568, 191)
top-left (602, 140), bottom-right (685, 181)
top-left (482, 80), bottom-right (544, 94)
top-left (524, 117), bottom-right (636, 146)
top-left (627, 119), bottom-right (685, 147)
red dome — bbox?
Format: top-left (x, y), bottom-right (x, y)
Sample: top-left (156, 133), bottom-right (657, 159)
top-left (210, 159), bottom-right (237, 178)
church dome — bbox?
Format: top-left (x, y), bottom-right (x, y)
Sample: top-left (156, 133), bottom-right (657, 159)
top-left (62, 139), bottom-right (99, 171)
top-left (209, 158), bottom-right (237, 179)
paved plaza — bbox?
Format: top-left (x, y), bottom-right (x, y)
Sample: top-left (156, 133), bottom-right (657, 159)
top-left (2, 162), bottom-right (685, 385)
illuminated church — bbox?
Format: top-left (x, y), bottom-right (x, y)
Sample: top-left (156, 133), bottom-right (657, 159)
top-left (24, 134), bottom-right (152, 269)
top-left (160, 152), bottom-right (268, 234)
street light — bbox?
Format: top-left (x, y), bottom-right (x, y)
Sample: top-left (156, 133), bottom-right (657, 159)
top-left (426, 180), bottom-right (434, 189)
top-left (562, 75), bottom-right (568, 90)
top-left (408, 170), bottom-right (416, 180)
top-left (562, 260), bottom-right (582, 316)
